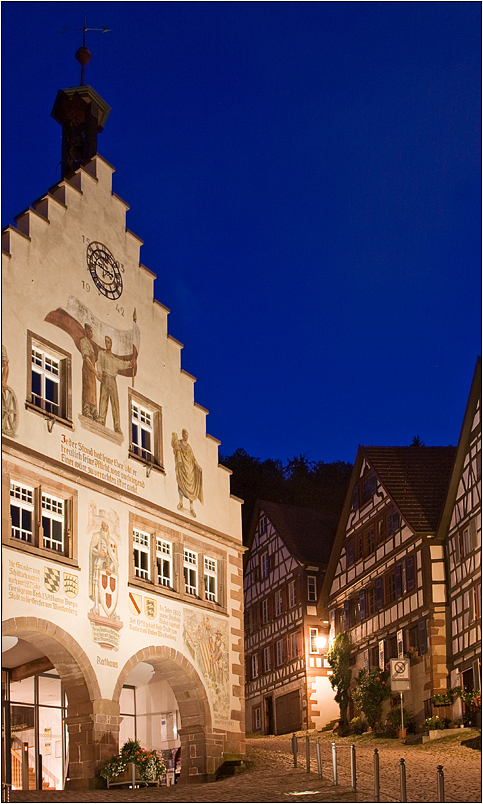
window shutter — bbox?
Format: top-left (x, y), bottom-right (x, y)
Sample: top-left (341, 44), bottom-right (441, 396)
top-left (375, 577), bottom-right (384, 610)
top-left (359, 589), bottom-right (366, 621)
top-left (418, 618), bottom-right (428, 655)
top-left (406, 556), bottom-right (415, 592)
top-left (469, 519), bottom-right (477, 551)
top-left (343, 600), bottom-right (350, 630)
top-left (64, 496), bottom-right (73, 557)
top-left (329, 608), bottom-right (335, 634)
top-left (346, 540), bottom-right (355, 567)
top-left (35, 485), bottom-right (42, 547)
top-left (394, 564), bottom-right (402, 599)
top-left (296, 629), bottom-right (303, 656)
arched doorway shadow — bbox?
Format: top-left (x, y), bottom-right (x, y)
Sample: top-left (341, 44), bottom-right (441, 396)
top-left (2, 617), bottom-right (116, 790)
top-left (114, 645), bottom-right (216, 783)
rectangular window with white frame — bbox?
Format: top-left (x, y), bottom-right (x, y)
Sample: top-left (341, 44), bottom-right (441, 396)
top-left (129, 389), bottom-right (163, 469)
top-left (27, 332), bottom-right (72, 424)
top-left (251, 653), bottom-right (259, 679)
top-left (262, 598), bottom-right (269, 624)
top-left (184, 549), bottom-right (198, 596)
top-left (156, 538), bottom-right (172, 587)
top-left (288, 632), bottom-right (298, 660)
top-left (204, 557), bottom-right (217, 602)
top-left (288, 579), bottom-right (296, 608)
top-left (133, 529), bottom-right (151, 579)
top-left (307, 576), bottom-right (317, 602)
top-left (263, 646), bottom-right (272, 673)
top-left (131, 402), bottom-right (153, 460)
top-left (276, 639), bottom-right (284, 666)
top-left (10, 483), bottom-right (34, 543)
top-left (309, 627), bottom-right (319, 654)
top-left (275, 589), bottom-right (282, 617)
top-left (9, 480), bottom-right (74, 559)
top-left (261, 551), bottom-right (270, 579)
top-left (41, 494), bottom-right (64, 552)
top-left (253, 706), bottom-right (261, 730)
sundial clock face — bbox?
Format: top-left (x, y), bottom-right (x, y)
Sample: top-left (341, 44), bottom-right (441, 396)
top-left (86, 241), bottom-right (123, 300)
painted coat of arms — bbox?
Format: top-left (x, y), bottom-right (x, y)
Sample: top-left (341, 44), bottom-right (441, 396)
top-left (87, 505), bottom-right (123, 651)
top-left (44, 567), bottom-right (60, 593)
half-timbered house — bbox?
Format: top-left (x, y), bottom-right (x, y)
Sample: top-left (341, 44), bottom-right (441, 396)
top-left (439, 359), bottom-right (481, 714)
top-left (244, 501), bottom-right (339, 735)
top-left (320, 446), bottom-right (457, 726)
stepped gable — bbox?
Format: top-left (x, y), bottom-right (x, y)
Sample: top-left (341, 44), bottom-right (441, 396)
top-left (361, 445), bottom-right (457, 532)
top-left (259, 500), bottom-right (338, 565)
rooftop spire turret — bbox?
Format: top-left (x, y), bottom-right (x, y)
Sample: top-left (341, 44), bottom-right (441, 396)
top-left (51, 17), bottom-right (111, 180)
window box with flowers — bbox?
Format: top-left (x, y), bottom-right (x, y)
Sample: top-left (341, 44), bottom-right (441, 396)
top-left (100, 740), bottom-right (166, 788)
top-left (406, 646), bottom-right (420, 663)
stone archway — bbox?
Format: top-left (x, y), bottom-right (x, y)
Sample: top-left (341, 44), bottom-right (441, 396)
top-left (2, 617), bottom-right (117, 790)
top-left (115, 645), bottom-right (220, 783)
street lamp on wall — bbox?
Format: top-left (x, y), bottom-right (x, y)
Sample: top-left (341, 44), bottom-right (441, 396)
top-left (315, 636), bottom-right (327, 652)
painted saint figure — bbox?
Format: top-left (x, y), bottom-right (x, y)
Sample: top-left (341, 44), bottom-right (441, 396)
top-left (88, 520), bottom-right (119, 618)
top-left (80, 324), bottom-right (100, 420)
top-left (172, 429), bottom-right (203, 516)
top-left (98, 336), bottom-right (134, 433)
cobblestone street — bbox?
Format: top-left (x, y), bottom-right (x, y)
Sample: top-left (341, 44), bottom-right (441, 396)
top-left (8, 730), bottom-right (481, 803)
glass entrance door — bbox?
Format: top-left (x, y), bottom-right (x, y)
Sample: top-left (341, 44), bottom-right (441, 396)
top-left (3, 672), bottom-right (67, 790)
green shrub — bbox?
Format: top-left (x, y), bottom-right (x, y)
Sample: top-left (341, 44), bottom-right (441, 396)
top-left (384, 706), bottom-right (416, 736)
top-left (351, 667), bottom-right (392, 731)
top-left (350, 716), bottom-right (367, 734)
top-left (421, 715), bottom-right (444, 731)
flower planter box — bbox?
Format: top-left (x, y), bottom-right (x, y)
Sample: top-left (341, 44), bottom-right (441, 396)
top-left (106, 762), bottom-right (161, 789)
top-left (421, 727), bottom-right (471, 744)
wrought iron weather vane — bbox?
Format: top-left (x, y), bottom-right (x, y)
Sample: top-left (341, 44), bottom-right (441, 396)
top-left (62, 15), bottom-right (111, 85)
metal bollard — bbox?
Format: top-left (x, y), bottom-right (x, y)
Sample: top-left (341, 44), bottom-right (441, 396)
top-left (292, 733), bottom-right (298, 768)
top-left (316, 738), bottom-right (322, 779)
top-left (437, 765), bottom-right (445, 802)
top-left (373, 748), bottom-right (380, 803)
top-left (332, 741), bottom-right (338, 786)
top-left (399, 757), bottom-right (407, 802)
top-left (306, 735), bottom-right (310, 773)
top-left (350, 743), bottom-right (356, 791)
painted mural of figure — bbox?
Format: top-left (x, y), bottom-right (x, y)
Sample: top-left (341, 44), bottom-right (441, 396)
top-left (80, 324), bottom-right (100, 420)
top-left (211, 630), bottom-right (225, 684)
top-left (2, 344), bottom-right (18, 437)
top-left (88, 521), bottom-right (120, 618)
top-left (98, 336), bottom-right (134, 433)
top-left (2, 344), bottom-right (9, 389)
top-left (172, 429), bottom-right (203, 516)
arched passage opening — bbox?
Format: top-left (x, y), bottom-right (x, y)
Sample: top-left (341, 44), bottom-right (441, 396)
top-left (115, 645), bottom-right (220, 783)
top-left (2, 617), bottom-right (116, 790)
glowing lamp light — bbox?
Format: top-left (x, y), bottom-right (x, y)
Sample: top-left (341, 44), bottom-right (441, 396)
top-left (315, 636), bottom-right (327, 651)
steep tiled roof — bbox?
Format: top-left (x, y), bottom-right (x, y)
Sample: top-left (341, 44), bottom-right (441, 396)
top-left (361, 446), bottom-right (456, 532)
top-left (258, 500), bottom-right (338, 565)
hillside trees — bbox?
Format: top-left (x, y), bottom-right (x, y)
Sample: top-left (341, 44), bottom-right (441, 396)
top-left (220, 448), bottom-right (352, 540)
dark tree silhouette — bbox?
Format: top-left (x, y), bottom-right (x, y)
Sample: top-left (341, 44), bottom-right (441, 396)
top-left (220, 448), bottom-right (352, 542)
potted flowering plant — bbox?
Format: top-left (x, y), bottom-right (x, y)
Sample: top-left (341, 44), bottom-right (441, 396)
top-left (100, 739), bottom-right (166, 786)
top-left (99, 754), bottom-right (127, 781)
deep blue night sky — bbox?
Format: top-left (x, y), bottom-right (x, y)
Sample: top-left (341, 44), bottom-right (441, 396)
top-left (2, 2), bottom-right (481, 465)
